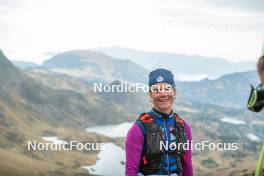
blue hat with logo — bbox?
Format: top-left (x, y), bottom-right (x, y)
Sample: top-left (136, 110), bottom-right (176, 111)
top-left (148, 68), bottom-right (175, 88)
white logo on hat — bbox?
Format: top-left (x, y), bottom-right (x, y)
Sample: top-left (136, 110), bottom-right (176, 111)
top-left (156, 76), bottom-right (163, 82)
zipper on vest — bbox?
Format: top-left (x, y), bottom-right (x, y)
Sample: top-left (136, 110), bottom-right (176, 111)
top-left (163, 120), bottom-right (170, 175)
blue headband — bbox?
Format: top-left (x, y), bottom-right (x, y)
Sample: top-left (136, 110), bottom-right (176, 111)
top-left (148, 68), bottom-right (175, 88)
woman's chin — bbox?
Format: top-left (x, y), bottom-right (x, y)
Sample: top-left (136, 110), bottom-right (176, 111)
top-left (156, 104), bottom-right (172, 111)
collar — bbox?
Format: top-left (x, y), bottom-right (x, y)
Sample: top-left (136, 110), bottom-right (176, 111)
top-left (149, 108), bottom-right (174, 119)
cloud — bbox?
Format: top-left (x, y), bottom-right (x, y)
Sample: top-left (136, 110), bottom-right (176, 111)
top-left (0, 0), bottom-right (19, 7)
top-left (156, 0), bottom-right (264, 33)
top-left (155, 0), bottom-right (264, 13)
top-left (205, 0), bottom-right (264, 13)
top-left (0, 0), bottom-right (263, 64)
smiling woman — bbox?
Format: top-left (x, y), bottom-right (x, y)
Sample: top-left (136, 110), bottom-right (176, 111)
top-left (125, 68), bottom-right (193, 176)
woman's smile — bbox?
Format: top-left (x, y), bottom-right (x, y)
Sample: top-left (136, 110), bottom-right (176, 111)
top-left (157, 96), bottom-right (172, 104)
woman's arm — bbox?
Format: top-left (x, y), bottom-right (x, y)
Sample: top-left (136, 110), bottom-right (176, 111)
top-left (182, 122), bottom-right (193, 176)
top-left (125, 123), bottom-right (144, 176)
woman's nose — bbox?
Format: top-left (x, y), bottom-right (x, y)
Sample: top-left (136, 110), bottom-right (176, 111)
top-left (158, 89), bottom-right (168, 96)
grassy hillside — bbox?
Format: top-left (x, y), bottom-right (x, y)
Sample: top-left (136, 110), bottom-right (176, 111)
top-left (0, 50), bottom-right (124, 176)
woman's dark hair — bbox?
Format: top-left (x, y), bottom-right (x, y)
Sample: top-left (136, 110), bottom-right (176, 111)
top-left (257, 55), bottom-right (264, 73)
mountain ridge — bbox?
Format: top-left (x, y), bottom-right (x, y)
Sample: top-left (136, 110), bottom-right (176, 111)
top-left (41, 49), bottom-right (148, 84)
top-left (95, 47), bottom-right (256, 79)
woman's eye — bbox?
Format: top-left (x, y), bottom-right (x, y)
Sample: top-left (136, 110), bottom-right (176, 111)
top-left (165, 88), bottom-right (172, 92)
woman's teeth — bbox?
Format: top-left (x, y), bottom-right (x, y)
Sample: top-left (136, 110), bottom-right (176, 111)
top-left (159, 98), bottom-right (170, 102)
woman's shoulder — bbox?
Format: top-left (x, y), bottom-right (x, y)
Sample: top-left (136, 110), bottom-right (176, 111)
top-left (175, 113), bottom-right (191, 128)
top-left (182, 120), bottom-right (192, 139)
top-left (126, 123), bottom-right (144, 144)
top-left (127, 122), bottom-right (143, 137)
top-left (184, 121), bottom-right (191, 129)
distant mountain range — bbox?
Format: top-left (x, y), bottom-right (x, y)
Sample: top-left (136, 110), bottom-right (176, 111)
top-left (12, 48), bottom-right (256, 82)
top-left (11, 49), bottom-right (260, 108)
top-left (12, 60), bottom-right (39, 69)
top-left (41, 50), bottom-right (148, 84)
top-left (176, 70), bottom-right (259, 108)
top-left (95, 47), bottom-right (256, 80)
top-left (1, 50), bottom-right (147, 127)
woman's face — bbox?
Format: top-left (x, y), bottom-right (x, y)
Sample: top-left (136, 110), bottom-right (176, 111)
top-left (149, 83), bottom-right (176, 113)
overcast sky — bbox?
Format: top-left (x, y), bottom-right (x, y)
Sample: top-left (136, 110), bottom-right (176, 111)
top-left (0, 0), bottom-right (264, 64)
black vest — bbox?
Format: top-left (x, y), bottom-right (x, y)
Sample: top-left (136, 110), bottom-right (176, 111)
top-left (135, 110), bottom-right (187, 175)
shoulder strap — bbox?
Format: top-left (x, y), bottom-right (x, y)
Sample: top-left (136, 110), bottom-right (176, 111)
top-left (138, 113), bottom-right (154, 123)
top-left (135, 113), bottom-right (154, 152)
top-left (173, 113), bottom-right (187, 150)
top-left (135, 113), bottom-right (153, 137)
top-left (173, 113), bottom-right (185, 125)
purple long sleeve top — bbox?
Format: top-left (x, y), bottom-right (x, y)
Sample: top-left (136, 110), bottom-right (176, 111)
top-left (125, 120), bottom-right (193, 176)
